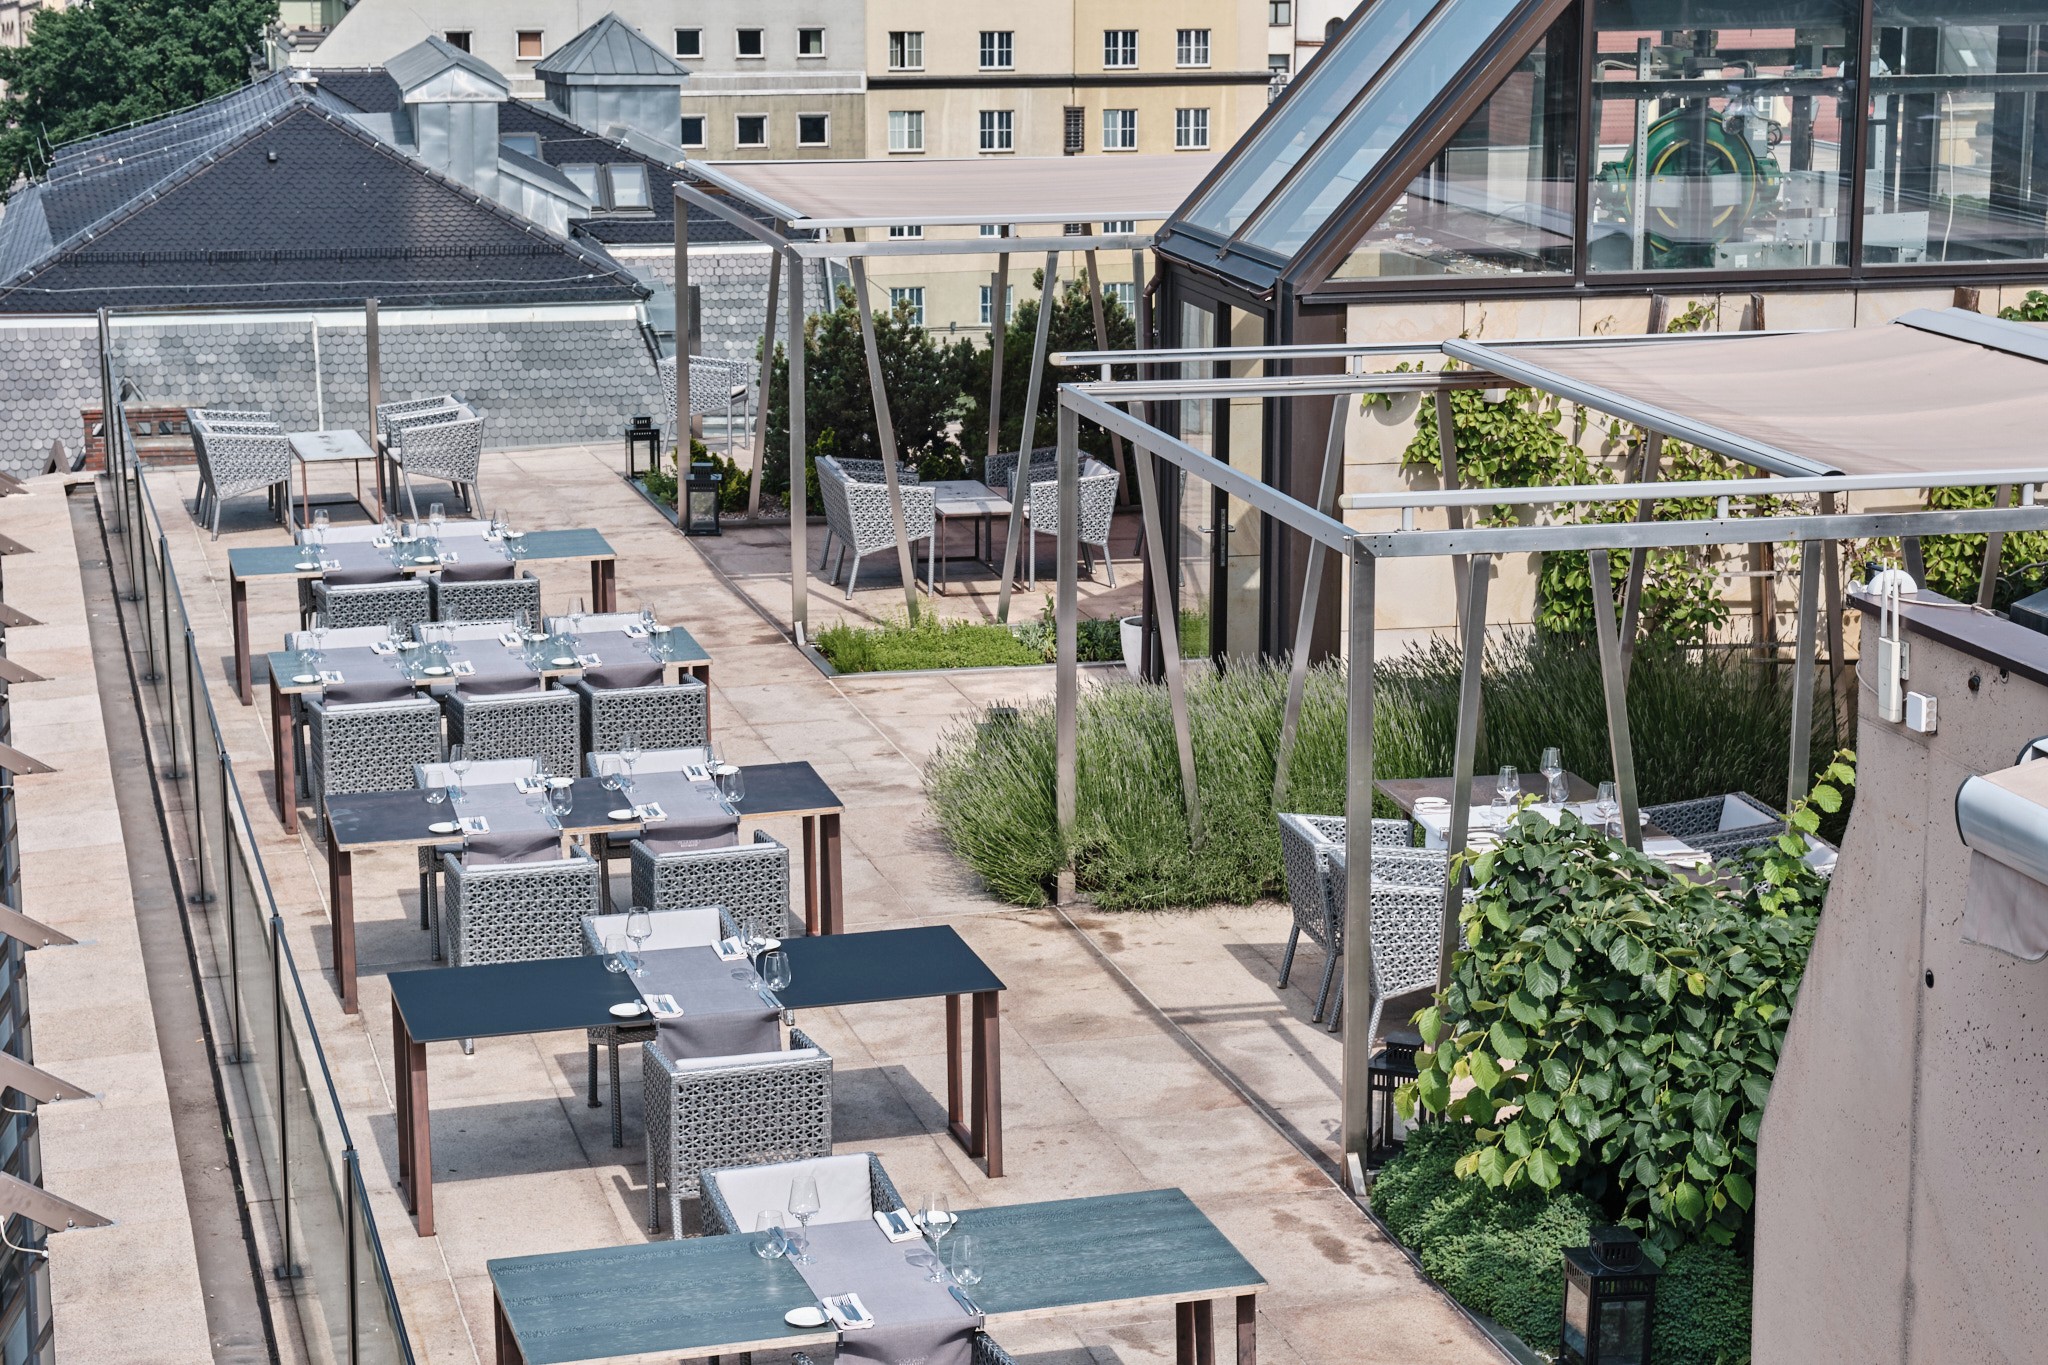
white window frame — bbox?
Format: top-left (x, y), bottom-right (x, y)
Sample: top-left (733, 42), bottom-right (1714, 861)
top-left (888, 31), bottom-right (924, 71)
top-left (796, 112), bottom-right (830, 147)
top-left (979, 30), bottom-right (1013, 71)
top-left (1103, 30), bottom-right (1137, 69)
top-left (979, 223), bottom-right (1002, 236)
top-left (1103, 108), bottom-right (1137, 152)
top-left (1174, 106), bottom-right (1210, 150)
top-left (889, 286), bottom-right (926, 327)
top-left (888, 224), bottom-right (924, 239)
top-left (515, 29), bottom-right (546, 61)
top-left (979, 109), bottom-right (1014, 154)
top-left (735, 27), bottom-right (765, 59)
top-left (887, 110), bottom-right (925, 154)
top-left (1269, 0), bottom-right (1292, 25)
top-left (442, 30), bottom-right (471, 51)
top-left (1175, 29), bottom-right (1211, 68)
top-left (734, 113), bottom-right (769, 148)
top-left (678, 115), bottom-right (706, 148)
top-left (1106, 281), bottom-right (1137, 315)
top-left (979, 283), bottom-right (1015, 327)
top-left (797, 27), bottom-right (825, 58)
top-left (1102, 219), bottom-right (1135, 233)
top-left (674, 28), bottom-right (701, 59)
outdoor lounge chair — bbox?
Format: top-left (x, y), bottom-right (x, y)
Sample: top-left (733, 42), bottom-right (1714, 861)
top-left (304, 694), bottom-right (442, 819)
top-left (1643, 792), bottom-right (1788, 860)
top-left (699, 1152), bottom-right (904, 1236)
top-left (411, 757), bottom-right (541, 953)
top-left (659, 353), bottom-right (753, 451)
top-left (1276, 813), bottom-right (1447, 1033)
top-left (569, 674), bottom-right (710, 754)
top-left (190, 413), bottom-right (291, 538)
top-left (439, 845), bottom-right (600, 969)
top-left (394, 414), bottom-right (485, 519)
top-left (629, 830), bottom-right (790, 941)
top-left (308, 579), bottom-right (430, 632)
top-left (429, 567), bottom-right (542, 624)
top-left (816, 456), bottom-right (936, 598)
top-left (1018, 457), bottom-right (1121, 589)
top-left (443, 686), bottom-right (579, 777)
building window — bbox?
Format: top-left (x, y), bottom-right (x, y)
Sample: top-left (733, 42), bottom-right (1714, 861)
top-left (735, 114), bottom-right (768, 148)
top-left (888, 31), bottom-right (923, 71)
top-left (500, 131), bottom-right (541, 159)
top-left (887, 110), bottom-right (925, 153)
top-left (979, 31), bottom-right (1013, 71)
top-left (980, 223), bottom-right (1001, 236)
top-left (1103, 219), bottom-right (1135, 233)
top-left (1268, 53), bottom-right (1289, 76)
top-left (979, 284), bottom-right (1015, 326)
top-left (442, 30), bottom-right (471, 51)
top-left (674, 29), bottom-right (701, 58)
top-left (1268, 1), bottom-right (1291, 25)
top-left (1063, 105), bottom-right (1085, 154)
top-left (516, 30), bottom-right (544, 60)
top-left (795, 113), bottom-right (829, 146)
top-left (1103, 108), bottom-right (1137, 152)
top-left (1175, 29), bottom-right (1210, 68)
top-left (888, 224), bottom-right (924, 239)
top-left (979, 109), bottom-right (1014, 153)
top-left (798, 27), bottom-right (824, 57)
top-left (1107, 280), bottom-right (1137, 315)
top-left (563, 163), bottom-right (600, 200)
top-left (1104, 30), bottom-right (1137, 69)
top-left (736, 28), bottom-right (764, 58)
top-left (604, 163), bottom-right (651, 211)
top-left (679, 115), bottom-right (706, 148)
top-left (889, 287), bottom-right (926, 326)
top-left (1174, 107), bottom-right (1210, 150)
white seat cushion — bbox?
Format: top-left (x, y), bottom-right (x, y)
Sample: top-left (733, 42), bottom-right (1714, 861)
top-left (583, 905), bottom-right (723, 953)
top-left (709, 1153), bottom-right (874, 1230)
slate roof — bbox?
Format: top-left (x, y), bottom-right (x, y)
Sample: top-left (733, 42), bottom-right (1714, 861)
top-left (532, 14), bottom-right (689, 82)
top-left (0, 76), bottom-right (650, 312)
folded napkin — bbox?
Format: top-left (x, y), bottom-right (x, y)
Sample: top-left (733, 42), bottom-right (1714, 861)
top-left (460, 829), bottom-right (561, 868)
top-left (872, 1208), bottom-right (921, 1243)
top-left (326, 564), bottom-right (405, 586)
top-left (323, 678), bottom-right (413, 705)
top-left (823, 1294), bottom-right (875, 1331)
top-left (583, 659), bottom-right (664, 690)
top-left (438, 560), bottom-right (517, 583)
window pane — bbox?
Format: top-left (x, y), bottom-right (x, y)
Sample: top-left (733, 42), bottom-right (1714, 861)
top-left (1106, 30), bottom-right (1137, 67)
top-left (675, 29), bottom-right (700, 58)
top-left (443, 30), bottom-right (471, 52)
top-left (1105, 108), bottom-right (1137, 150)
top-left (679, 116), bottom-right (705, 147)
top-left (1181, 0), bottom-right (1444, 236)
top-left (500, 132), bottom-right (540, 159)
top-left (606, 163), bottom-right (650, 209)
top-left (890, 287), bottom-right (925, 326)
top-left (888, 110), bottom-right (925, 152)
top-left (981, 31), bottom-right (1014, 69)
top-left (1176, 107), bottom-right (1211, 150)
top-left (980, 110), bottom-right (1014, 151)
top-left (1178, 29), bottom-right (1211, 66)
top-left (737, 28), bottom-right (763, 57)
top-left (737, 115), bottom-right (767, 146)
top-left (798, 113), bottom-right (828, 146)
top-left (1338, 10), bottom-right (1576, 279)
top-left (889, 31), bottom-right (924, 69)
top-left (563, 163), bottom-right (600, 199)
top-left (517, 31), bottom-right (544, 59)
top-left (799, 27), bottom-right (824, 56)
top-left (1864, 5), bottom-right (2048, 265)
top-left (1591, 0), bottom-right (1857, 272)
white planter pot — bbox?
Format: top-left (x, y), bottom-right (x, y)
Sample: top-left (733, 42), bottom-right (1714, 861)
top-left (1119, 615), bottom-right (1145, 679)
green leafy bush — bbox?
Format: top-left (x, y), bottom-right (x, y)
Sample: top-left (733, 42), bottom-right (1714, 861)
top-left (2000, 289), bottom-right (2048, 322)
top-left (814, 615), bottom-right (1041, 673)
top-left (1403, 757), bottom-right (1851, 1258)
top-left (638, 441), bottom-right (748, 513)
top-left (1653, 1242), bottom-right (1755, 1365)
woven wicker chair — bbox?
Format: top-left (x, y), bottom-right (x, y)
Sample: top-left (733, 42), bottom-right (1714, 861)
top-left (191, 417), bottom-right (292, 538)
top-left (439, 847), bottom-right (599, 969)
top-left (586, 746), bottom-right (711, 777)
top-left (188, 406), bottom-right (283, 530)
top-left (984, 447), bottom-right (1058, 499)
top-left (643, 1028), bottom-right (832, 1235)
top-left (396, 415), bottom-right (485, 519)
top-left (578, 905), bottom-right (740, 1146)
top-left (308, 579), bottom-right (430, 632)
top-left (411, 758), bottom-right (540, 951)
top-left (700, 1152), bottom-right (904, 1236)
top-left (1277, 813), bottom-right (1445, 1029)
top-left (443, 687), bottom-right (579, 777)
top-left (375, 396), bottom-right (461, 445)
top-left (429, 570), bottom-right (541, 624)
top-left (1321, 838), bottom-right (1455, 1041)
top-left (1019, 458), bottom-right (1121, 589)
top-left (304, 695), bottom-right (442, 821)
top-left (816, 456), bottom-right (936, 598)
top-left (659, 354), bottom-right (753, 449)
top-left (1643, 792), bottom-right (1787, 860)
top-left (569, 675), bottom-right (709, 754)
top-left (629, 831), bottom-right (790, 942)
top-left (794, 1335), bottom-right (1018, 1365)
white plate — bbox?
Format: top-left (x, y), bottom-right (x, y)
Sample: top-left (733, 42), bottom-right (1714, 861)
top-left (294, 561), bottom-right (318, 570)
top-left (608, 1001), bottom-right (649, 1020)
top-left (546, 776), bottom-right (574, 789)
top-left (426, 821), bottom-right (459, 834)
top-left (421, 666), bottom-right (451, 677)
top-left (606, 808), bottom-right (635, 820)
top-left (550, 657), bottom-right (576, 667)
top-left (783, 1306), bottom-right (828, 1329)
top-left (413, 555), bottom-right (438, 564)
top-left (291, 674), bottom-right (319, 685)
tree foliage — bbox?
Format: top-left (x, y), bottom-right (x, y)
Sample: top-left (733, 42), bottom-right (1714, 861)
top-left (0, 0), bottom-right (276, 193)
top-left (952, 270), bottom-right (1134, 465)
top-left (1402, 753), bottom-right (1854, 1259)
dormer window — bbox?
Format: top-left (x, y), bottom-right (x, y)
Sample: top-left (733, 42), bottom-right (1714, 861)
top-left (605, 163), bottom-right (651, 212)
top-left (562, 163), bottom-right (601, 200)
top-left (500, 132), bottom-right (541, 159)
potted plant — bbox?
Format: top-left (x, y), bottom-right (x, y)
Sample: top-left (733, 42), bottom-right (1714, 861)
top-left (1118, 615), bottom-right (1144, 678)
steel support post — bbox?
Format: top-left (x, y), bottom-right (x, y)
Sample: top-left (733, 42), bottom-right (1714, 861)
top-left (747, 248), bottom-right (780, 516)
top-left (365, 299), bottom-right (382, 514)
top-left (1054, 406), bottom-right (1081, 904)
top-left (1083, 249), bottom-right (1130, 490)
top-left (1618, 432), bottom-right (1665, 680)
top-left (995, 253), bottom-right (1060, 623)
top-left (1588, 551), bottom-right (1643, 851)
top-left (1130, 436), bottom-right (1202, 841)
top-left (1273, 400), bottom-right (1349, 807)
top-left (674, 209), bottom-right (691, 507)
top-left (1902, 537), bottom-right (1926, 584)
top-left (848, 256), bottom-right (923, 622)
top-left (1787, 541), bottom-right (1823, 804)
top-left (785, 249), bottom-right (809, 642)
top-left (1434, 391), bottom-right (1470, 628)
top-left (1441, 555), bottom-right (1492, 993)
top-left (1818, 491), bottom-right (1846, 704)
top-left (985, 235), bottom-right (1010, 482)
top-left (1977, 484), bottom-right (2013, 609)
top-left (1340, 548), bottom-right (1377, 1174)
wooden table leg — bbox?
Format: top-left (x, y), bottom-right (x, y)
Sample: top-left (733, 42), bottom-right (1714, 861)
top-left (494, 1289), bottom-right (524, 1365)
top-left (1193, 1301), bottom-right (1215, 1365)
top-left (233, 575), bottom-right (253, 704)
top-left (945, 995), bottom-right (964, 1137)
top-left (971, 989), bottom-right (1004, 1176)
top-left (800, 815), bottom-right (820, 936)
top-left (299, 459), bottom-right (312, 530)
top-left (819, 811), bottom-right (844, 935)
top-left (403, 1014), bottom-right (432, 1235)
top-left (269, 676), bottom-right (297, 832)
top-left (329, 845), bottom-right (358, 1014)
top-left (393, 1001), bottom-right (411, 1193)
top-left (592, 559), bottom-right (617, 612)
top-left (1176, 1303), bottom-right (1197, 1365)
top-left (1235, 1294), bottom-right (1256, 1365)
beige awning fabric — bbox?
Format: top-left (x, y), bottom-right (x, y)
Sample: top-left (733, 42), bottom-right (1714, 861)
top-left (1452, 321), bottom-right (2048, 478)
top-left (691, 153), bottom-right (1220, 229)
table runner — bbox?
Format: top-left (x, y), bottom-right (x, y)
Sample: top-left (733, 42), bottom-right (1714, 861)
top-left (569, 629), bottom-right (665, 669)
top-left (632, 946), bottom-right (780, 1058)
top-left (444, 644), bottom-right (542, 696)
top-left (308, 540), bottom-right (406, 585)
top-left (619, 772), bottom-right (739, 849)
top-left (450, 784), bottom-right (558, 838)
top-left (790, 1219), bottom-right (980, 1365)
top-left (293, 645), bottom-right (410, 689)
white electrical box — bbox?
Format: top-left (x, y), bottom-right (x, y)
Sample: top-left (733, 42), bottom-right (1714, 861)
top-left (1906, 691), bottom-right (1937, 734)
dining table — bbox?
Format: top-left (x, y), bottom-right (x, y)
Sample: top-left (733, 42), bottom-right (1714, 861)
top-left (1376, 771), bottom-right (1702, 863)
top-left (388, 924), bottom-right (1004, 1236)
top-left (319, 762), bottom-right (845, 1014)
top-left (226, 527), bottom-right (623, 704)
top-left (265, 624), bottom-right (714, 832)
top-left (485, 1187), bottom-right (1265, 1365)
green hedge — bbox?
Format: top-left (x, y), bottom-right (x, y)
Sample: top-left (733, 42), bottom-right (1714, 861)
top-left (1374, 1126), bottom-right (1754, 1364)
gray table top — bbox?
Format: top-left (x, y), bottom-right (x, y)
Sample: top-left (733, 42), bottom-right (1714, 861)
top-left (287, 429), bottom-right (374, 461)
top-left (928, 479), bottom-right (1010, 516)
top-left (231, 527), bottom-right (617, 579)
top-left (488, 1187), bottom-right (1263, 1364)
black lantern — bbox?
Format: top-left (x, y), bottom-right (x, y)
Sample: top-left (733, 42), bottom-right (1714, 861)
top-left (624, 415), bottom-right (660, 480)
top-left (1366, 1027), bottom-right (1422, 1169)
top-left (1561, 1228), bottom-right (1661, 1365)
top-left (685, 459), bottom-right (722, 536)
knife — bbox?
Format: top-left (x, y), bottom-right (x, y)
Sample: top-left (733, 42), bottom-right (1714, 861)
top-left (948, 1285), bottom-right (981, 1317)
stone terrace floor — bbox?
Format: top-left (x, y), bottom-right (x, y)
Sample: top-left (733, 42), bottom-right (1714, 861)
top-left (150, 446), bottom-right (1498, 1365)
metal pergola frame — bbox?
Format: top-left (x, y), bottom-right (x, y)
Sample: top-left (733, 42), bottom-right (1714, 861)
top-left (671, 172), bottom-right (1162, 641)
top-left (1043, 338), bottom-right (2048, 1182)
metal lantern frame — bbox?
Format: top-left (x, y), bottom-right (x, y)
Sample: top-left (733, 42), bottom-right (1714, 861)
top-left (1044, 315), bottom-right (2048, 1178)
top-left (685, 458), bottom-right (722, 537)
top-left (1560, 1231), bottom-right (1662, 1365)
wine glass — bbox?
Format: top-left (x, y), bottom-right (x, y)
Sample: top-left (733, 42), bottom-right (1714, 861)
top-left (714, 763), bottom-right (745, 811)
top-left (949, 1234), bottom-right (981, 1288)
top-left (1494, 765), bottom-right (1520, 813)
top-left (753, 1211), bottom-right (789, 1260)
top-left (625, 906), bottom-right (652, 969)
top-left (787, 1174), bottom-right (821, 1265)
top-left (428, 501), bottom-right (446, 537)
top-left (759, 949), bottom-right (792, 997)
top-left (491, 508), bottom-right (510, 540)
top-left (920, 1192), bottom-right (955, 1247)
top-left (1595, 780), bottom-right (1619, 836)
top-left (619, 732), bottom-right (641, 778)
top-left (448, 743), bottom-right (471, 789)
top-left (423, 783), bottom-right (446, 813)
top-left (1540, 747), bottom-right (1565, 803)
top-left (603, 933), bottom-right (629, 975)
top-left (905, 1245), bottom-right (944, 1284)
top-left (639, 603), bottom-right (659, 635)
